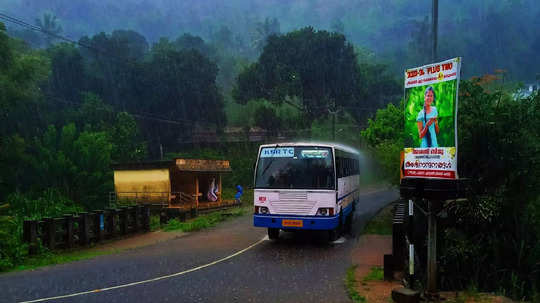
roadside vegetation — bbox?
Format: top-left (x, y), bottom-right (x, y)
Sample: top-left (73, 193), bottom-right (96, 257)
top-left (363, 267), bottom-right (384, 282)
top-left (163, 206), bottom-right (248, 232)
top-left (362, 203), bottom-right (394, 235)
top-left (345, 265), bottom-right (367, 303)
top-left (362, 78), bottom-right (540, 300)
top-left (1, 3), bottom-right (538, 299)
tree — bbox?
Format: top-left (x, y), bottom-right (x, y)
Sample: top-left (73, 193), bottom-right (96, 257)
top-left (330, 18), bottom-right (345, 35)
top-left (138, 46), bottom-right (226, 154)
top-left (253, 105), bottom-right (281, 136)
top-left (47, 43), bottom-right (86, 103)
top-left (174, 33), bottom-right (215, 59)
top-left (35, 13), bottom-right (62, 47)
top-left (360, 102), bottom-right (403, 185)
top-left (31, 124), bottom-right (113, 209)
top-left (251, 17), bottom-right (280, 53)
top-left (78, 30), bottom-right (148, 111)
top-left (233, 27), bottom-right (362, 125)
top-left (0, 22), bottom-right (49, 139)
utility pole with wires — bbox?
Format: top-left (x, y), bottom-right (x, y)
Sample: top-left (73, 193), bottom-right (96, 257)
top-left (327, 102), bottom-right (341, 141)
top-left (432, 0), bottom-right (438, 62)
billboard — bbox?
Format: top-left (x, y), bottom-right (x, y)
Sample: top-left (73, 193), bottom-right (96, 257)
top-left (403, 57), bottom-right (461, 179)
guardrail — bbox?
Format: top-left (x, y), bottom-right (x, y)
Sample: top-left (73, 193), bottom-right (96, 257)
top-left (22, 205), bottom-right (150, 254)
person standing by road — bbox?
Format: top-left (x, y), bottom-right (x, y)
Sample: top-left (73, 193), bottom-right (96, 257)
top-left (234, 185), bottom-right (243, 204)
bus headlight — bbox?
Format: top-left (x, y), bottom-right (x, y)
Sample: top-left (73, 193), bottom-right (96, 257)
top-left (259, 207), bottom-right (269, 214)
top-left (317, 208), bottom-right (334, 216)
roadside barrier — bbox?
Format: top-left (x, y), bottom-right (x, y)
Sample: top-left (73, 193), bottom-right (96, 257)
top-left (22, 205), bottom-right (150, 254)
top-left (384, 201), bottom-right (407, 280)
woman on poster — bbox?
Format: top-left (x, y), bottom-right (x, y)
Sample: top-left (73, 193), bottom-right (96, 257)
top-left (416, 86), bottom-right (439, 147)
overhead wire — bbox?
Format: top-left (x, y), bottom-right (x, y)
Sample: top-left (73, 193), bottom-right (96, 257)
top-left (0, 11), bottom-right (222, 127)
top-left (0, 12), bottom-right (371, 135)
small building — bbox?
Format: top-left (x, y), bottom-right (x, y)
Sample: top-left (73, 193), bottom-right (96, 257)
top-left (111, 158), bottom-right (234, 212)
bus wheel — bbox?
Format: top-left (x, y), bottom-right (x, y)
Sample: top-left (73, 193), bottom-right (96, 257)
top-left (345, 212), bottom-right (353, 233)
top-left (328, 227), bottom-right (339, 242)
top-left (268, 228), bottom-right (279, 240)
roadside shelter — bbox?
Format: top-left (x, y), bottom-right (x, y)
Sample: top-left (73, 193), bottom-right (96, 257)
top-left (111, 158), bottom-right (233, 211)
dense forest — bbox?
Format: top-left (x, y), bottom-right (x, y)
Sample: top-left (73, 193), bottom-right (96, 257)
top-left (0, 0), bottom-right (539, 300)
top-left (2, 0), bottom-right (540, 80)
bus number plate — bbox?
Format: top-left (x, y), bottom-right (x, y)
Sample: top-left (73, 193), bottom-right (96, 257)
top-left (282, 219), bottom-right (303, 227)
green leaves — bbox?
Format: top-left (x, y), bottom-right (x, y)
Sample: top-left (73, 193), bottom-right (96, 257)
top-left (234, 27), bottom-right (362, 122)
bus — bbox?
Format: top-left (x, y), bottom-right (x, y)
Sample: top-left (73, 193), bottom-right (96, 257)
top-left (253, 142), bottom-right (360, 241)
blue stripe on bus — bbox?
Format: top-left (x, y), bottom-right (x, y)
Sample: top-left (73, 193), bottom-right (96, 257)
top-left (254, 214), bottom-right (340, 230)
top-left (253, 200), bottom-right (357, 231)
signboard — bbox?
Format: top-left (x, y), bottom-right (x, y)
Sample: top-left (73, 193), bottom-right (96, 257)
top-left (260, 147), bottom-right (295, 158)
top-left (403, 57), bottom-right (461, 179)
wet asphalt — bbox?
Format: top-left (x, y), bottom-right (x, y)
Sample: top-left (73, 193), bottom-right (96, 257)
top-left (0, 188), bottom-right (398, 303)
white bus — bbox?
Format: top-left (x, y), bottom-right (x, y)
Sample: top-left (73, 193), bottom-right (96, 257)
top-left (253, 142), bottom-right (360, 241)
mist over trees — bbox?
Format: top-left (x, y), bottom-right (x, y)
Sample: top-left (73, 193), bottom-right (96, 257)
top-left (2, 0), bottom-right (539, 80)
top-left (0, 3), bottom-right (539, 297)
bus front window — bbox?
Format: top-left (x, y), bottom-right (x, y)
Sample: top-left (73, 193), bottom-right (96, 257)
top-left (255, 147), bottom-right (335, 190)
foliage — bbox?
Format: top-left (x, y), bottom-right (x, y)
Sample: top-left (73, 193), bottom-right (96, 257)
top-left (0, 190), bottom-right (83, 271)
top-left (436, 83), bottom-right (540, 300)
top-left (345, 265), bottom-right (367, 303)
top-left (361, 102), bottom-right (403, 186)
top-left (7, 190), bottom-right (83, 220)
top-left (149, 215), bottom-right (161, 232)
top-left (362, 203), bottom-right (394, 235)
top-left (363, 267), bottom-right (384, 282)
top-left (253, 104), bottom-right (281, 136)
top-left (31, 124), bottom-right (113, 210)
top-left (362, 79), bottom-right (540, 299)
top-left (35, 13), bottom-right (62, 47)
top-left (0, 204), bottom-right (26, 271)
top-left (233, 27), bottom-right (362, 124)
top-left (163, 207), bottom-right (246, 232)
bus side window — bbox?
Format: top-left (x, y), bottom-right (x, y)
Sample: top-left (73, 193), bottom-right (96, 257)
top-left (337, 157), bottom-right (343, 178)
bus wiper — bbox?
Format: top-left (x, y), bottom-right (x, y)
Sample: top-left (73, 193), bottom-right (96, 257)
top-left (260, 144), bottom-right (279, 177)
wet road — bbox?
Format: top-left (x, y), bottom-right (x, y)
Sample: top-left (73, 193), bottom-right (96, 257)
top-left (0, 188), bottom-right (398, 303)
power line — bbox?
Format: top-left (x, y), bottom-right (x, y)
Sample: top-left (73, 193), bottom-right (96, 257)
top-left (0, 12), bottom-right (223, 127)
top-left (0, 12), bottom-right (136, 64)
top-left (44, 94), bottom-right (219, 127)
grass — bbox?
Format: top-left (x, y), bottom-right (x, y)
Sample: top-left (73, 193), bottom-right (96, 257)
top-left (362, 202), bottom-right (395, 235)
top-left (163, 206), bottom-right (248, 232)
top-left (149, 215), bottom-right (161, 231)
top-left (7, 246), bottom-right (120, 273)
top-left (345, 265), bottom-right (367, 303)
top-left (363, 266), bottom-right (384, 282)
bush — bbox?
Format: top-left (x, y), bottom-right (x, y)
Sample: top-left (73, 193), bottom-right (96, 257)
top-left (0, 190), bottom-right (83, 271)
top-left (361, 80), bottom-right (540, 299)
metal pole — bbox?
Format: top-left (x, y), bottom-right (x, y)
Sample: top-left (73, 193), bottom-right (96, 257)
top-left (427, 200), bottom-right (437, 295)
top-left (332, 112), bottom-right (336, 140)
top-left (432, 0), bottom-right (438, 62)
top-left (408, 199), bottom-right (415, 289)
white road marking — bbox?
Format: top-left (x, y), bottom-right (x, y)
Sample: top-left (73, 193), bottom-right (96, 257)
top-left (19, 237), bottom-right (267, 303)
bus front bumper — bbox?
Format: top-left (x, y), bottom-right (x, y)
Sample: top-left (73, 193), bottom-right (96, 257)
top-left (253, 214), bottom-right (339, 230)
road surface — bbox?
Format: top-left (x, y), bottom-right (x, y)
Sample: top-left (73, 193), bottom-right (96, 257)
top-left (0, 188), bottom-right (398, 303)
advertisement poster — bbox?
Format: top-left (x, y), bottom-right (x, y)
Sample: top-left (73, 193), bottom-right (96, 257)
top-left (403, 57), bottom-right (461, 179)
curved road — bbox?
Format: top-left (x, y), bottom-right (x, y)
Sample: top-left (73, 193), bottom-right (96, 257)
top-left (0, 188), bottom-right (398, 303)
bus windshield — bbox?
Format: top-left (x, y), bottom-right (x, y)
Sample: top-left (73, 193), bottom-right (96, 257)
top-left (255, 146), bottom-right (335, 190)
